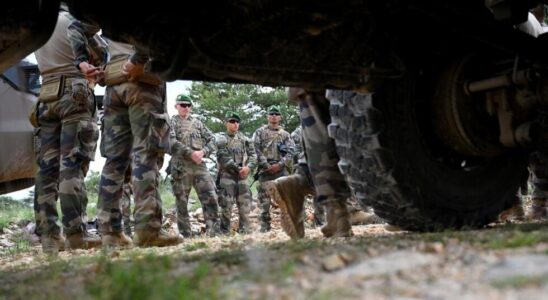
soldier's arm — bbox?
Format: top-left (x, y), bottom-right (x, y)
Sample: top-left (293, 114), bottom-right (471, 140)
top-left (279, 133), bottom-right (295, 168)
top-left (253, 130), bottom-right (269, 169)
top-left (67, 18), bottom-right (101, 68)
top-left (201, 123), bottom-right (216, 158)
top-left (216, 136), bottom-right (239, 174)
top-left (245, 136), bottom-right (258, 172)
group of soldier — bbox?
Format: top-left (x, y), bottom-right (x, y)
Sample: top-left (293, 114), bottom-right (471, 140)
top-left (30, 8), bottom-right (357, 256)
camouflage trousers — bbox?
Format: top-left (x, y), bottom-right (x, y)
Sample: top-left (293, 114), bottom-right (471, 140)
top-left (170, 160), bottom-right (219, 236)
top-left (121, 183), bottom-right (133, 235)
top-left (97, 82), bottom-right (169, 233)
top-left (34, 78), bottom-right (98, 236)
top-left (258, 168), bottom-right (287, 229)
top-left (218, 172), bottom-right (252, 233)
top-left (299, 90), bottom-right (351, 204)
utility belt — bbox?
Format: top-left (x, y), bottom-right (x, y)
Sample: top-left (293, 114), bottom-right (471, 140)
top-left (38, 75), bottom-right (81, 102)
top-left (104, 55), bottom-right (162, 87)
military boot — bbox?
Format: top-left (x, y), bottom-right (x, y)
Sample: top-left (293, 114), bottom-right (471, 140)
top-left (134, 229), bottom-right (183, 247)
top-left (529, 198), bottom-right (548, 220)
top-left (265, 174), bottom-right (313, 239)
top-left (205, 219), bottom-right (221, 237)
top-left (41, 233), bottom-right (66, 256)
top-left (321, 200), bottom-right (353, 238)
top-left (499, 200), bottom-right (525, 222)
top-left (66, 231), bottom-right (102, 250)
top-left (101, 232), bottom-right (133, 248)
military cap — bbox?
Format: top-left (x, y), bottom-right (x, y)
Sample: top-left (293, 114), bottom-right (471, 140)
top-left (225, 111), bottom-right (241, 121)
top-left (267, 105), bottom-right (281, 114)
top-left (175, 94), bottom-right (193, 105)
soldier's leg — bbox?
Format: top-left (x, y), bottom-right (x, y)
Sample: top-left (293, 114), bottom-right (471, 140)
top-left (312, 197), bottom-right (326, 227)
top-left (257, 179), bottom-right (272, 232)
top-left (128, 83), bottom-right (181, 247)
top-left (218, 174), bottom-right (235, 234)
top-left (121, 183), bottom-right (133, 236)
top-left (194, 164), bottom-right (220, 236)
top-left (529, 150), bottom-right (548, 220)
top-left (236, 180), bottom-right (252, 234)
top-left (302, 90), bottom-right (352, 237)
top-left (98, 86), bottom-right (133, 247)
top-left (34, 104), bottom-right (63, 251)
top-left (171, 170), bottom-right (193, 237)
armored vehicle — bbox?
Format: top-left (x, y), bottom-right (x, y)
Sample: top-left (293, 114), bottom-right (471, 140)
top-left (1, 0), bottom-right (546, 230)
top-left (0, 61), bottom-right (40, 194)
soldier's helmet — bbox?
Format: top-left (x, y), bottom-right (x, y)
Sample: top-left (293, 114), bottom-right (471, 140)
top-left (267, 105), bottom-right (281, 115)
top-left (225, 111), bottom-right (241, 122)
top-left (176, 94), bottom-right (193, 105)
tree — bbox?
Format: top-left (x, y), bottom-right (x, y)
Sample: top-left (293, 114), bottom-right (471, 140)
top-left (187, 82), bottom-right (300, 136)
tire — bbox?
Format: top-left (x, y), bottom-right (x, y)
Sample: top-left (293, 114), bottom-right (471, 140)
top-left (327, 69), bottom-right (528, 231)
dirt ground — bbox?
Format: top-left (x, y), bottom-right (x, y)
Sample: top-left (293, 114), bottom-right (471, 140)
top-left (1, 203), bottom-right (548, 300)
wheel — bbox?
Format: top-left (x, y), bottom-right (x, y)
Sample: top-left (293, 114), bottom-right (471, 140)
top-left (327, 58), bottom-right (529, 231)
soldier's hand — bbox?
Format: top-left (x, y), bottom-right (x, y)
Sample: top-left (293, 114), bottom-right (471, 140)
top-left (122, 60), bottom-right (144, 81)
top-left (191, 150), bottom-right (205, 164)
top-left (78, 62), bottom-right (104, 83)
top-left (266, 163), bottom-right (282, 174)
top-left (239, 166), bottom-right (250, 179)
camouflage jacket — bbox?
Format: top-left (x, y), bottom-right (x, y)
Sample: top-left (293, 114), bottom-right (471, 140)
top-left (216, 131), bottom-right (257, 175)
top-left (170, 114), bottom-right (216, 162)
top-left (67, 16), bottom-right (108, 68)
top-left (252, 125), bottom-right (294, 170)
top-left (290, 126), bottom-right (303, 163)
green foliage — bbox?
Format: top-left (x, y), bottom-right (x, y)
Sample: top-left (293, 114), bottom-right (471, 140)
top-left (87, 255), bottom-right (220, 300)
top-left (0, 196), bottom-right (33, 230)
top-left (85, 171), bottom-right (101, 196)
top-left (188, 82), bottom-right (300, 136)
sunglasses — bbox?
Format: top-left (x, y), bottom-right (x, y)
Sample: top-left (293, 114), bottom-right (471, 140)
top-left (268, 112), bottom-right (281, 116)
top-left (227, 119), bottom-right (240, 124)
top-left (178, 103), bottom-right (192, 108)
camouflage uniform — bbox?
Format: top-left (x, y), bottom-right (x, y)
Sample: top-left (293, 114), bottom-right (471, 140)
top-left (96, 40), bottom-right (170, 236)
top-left (290, 125), bottom-right (326, 226)
top-left (170, 114), bottom-right (219, 237)
top-left (216, 128), bottom-right (257, 234)
top-left (121, 166), bottom-right (133, 236)
top-left (33, 11), bottom-right (99, 240)
top-left (253, 119), bottom-right (295, 231)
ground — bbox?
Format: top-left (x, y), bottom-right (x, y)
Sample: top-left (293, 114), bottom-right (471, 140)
top-left (1, 207), bottom-right (547, 300)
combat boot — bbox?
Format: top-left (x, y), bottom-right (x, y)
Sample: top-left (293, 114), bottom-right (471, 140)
top-left (101, 232), bottom-right (133, 248)
top-left (498, 200), bottom-right (525, 222)
top-left (321, 200), bottom-right (353, 238)
top-left (66, 231), bottom-right (102, 250)
top-left (529, 198), bottom-right (548, 220)
top-left (265, 174), bottom-right (313, 239)
top-left (134, 229), bottom-right (183, 247)
top-left (40, 233), bottom-right (66, 256)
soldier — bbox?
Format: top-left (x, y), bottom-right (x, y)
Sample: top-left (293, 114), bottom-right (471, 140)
top-left (121, 166), bottom-right (133, 237)
top-left (290, 125), bottom-right (326, 227)
top-left (216, 112), bottom-right (257, 234)
top-left (33, 10), bottom-right (103, 254)
top-left (253, 106), bottom-right (295, 232)
top-left (267, 88), bottom-right (353, 238)
top-left (94, 38), bottom-right (182, 248)
top-left (169, 94), bottom-right (220, 237)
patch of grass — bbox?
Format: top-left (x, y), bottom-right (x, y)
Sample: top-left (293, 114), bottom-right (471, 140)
top-left (491, 275), bottom-right (548, 289)
top-left (0, 197), bottom-right (33, 231)
top-left (161, 191), bottom-right (176, 210)
top-left (87, 255), bottom-right (220, 300)
top-left (184, 241), bottom-right (209, 252)
top-left (486, 231), bottom-right (542, 249)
